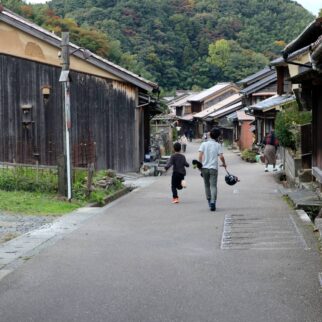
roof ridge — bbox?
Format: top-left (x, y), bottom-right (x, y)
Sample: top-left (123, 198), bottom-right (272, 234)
top-left (0, 7), bottom-right (158, 90)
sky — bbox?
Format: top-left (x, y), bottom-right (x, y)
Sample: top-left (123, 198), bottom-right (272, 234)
top-left (295, 0), bottom-right (321, 16)
top-left (25, 0), bottom-right (321, 16)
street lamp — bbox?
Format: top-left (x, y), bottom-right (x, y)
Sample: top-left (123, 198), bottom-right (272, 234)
top-left (59, 32), bottom-right (92, 200)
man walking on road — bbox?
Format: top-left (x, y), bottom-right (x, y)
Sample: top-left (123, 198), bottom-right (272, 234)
top-left (198, 127), bottom-right (226, 211)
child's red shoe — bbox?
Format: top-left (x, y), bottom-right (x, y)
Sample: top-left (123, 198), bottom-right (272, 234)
top-left (172, 198), bottom-right (179, 204)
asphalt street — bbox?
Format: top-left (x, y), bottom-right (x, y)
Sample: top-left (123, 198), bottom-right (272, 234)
top-left (0, 142), bottom-right (321, 322)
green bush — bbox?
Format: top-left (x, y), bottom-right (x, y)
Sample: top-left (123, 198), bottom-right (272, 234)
top-left (172, 127), bottom-right (178, 142)
top-left (73, 169), bottom-right (125, 204)
top-left (275, 101), bottom-right (312, 150)
top-left (0, 167), bottom-right (57, 193)
top-left (241, 149), bottom-right (257, 162)
top-left (0, 166), bottom-right (125, 205)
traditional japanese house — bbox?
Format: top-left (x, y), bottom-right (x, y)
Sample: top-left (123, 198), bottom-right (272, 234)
top-left (193, 93), bottom-right (242, 142)
top-left (0, 7), bottom-right (159, 173)
top-left (249, 94), bottom-right (295, 144)
top-left (237, 67), bottom-right (279, 145)
top-left (187, 83), bottom-right (239, 137)
top-left (167, 92), bottom-right (197, 136)
top-left (238, 67), bottom-right (277, 106)
top-left (280, 17), bottom-right (322, 187)
top-left (228, 111), bottom-right (255, 151)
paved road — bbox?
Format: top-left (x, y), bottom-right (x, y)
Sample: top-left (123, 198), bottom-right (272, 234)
top-left (0, 143), bottom-right (321, 322)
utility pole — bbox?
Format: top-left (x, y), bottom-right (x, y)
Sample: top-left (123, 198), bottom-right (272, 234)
top-left (59, 32), bottom-right (72, 200)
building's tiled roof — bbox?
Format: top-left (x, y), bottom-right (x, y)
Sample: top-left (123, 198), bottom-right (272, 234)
top-left (208, 102), bottom-right (243, 119)
top-left (283, 18), bottom-right (322, 58)
top-left (251, 94), bottom-right (295, 112)
top-left (270, 45), bottom-right (311, 66)
top-left (177, 114), bottom-right (194, 121)
top-left (193, 94), bottom-right (241, 119)
top-left (0, 8), bottom-right (158, 91)
top-left (236, 110), bottom-right (255, 121)
top-left (240, 73), bottom-right (277, 96)
top-left (237, 67), bottom-right (274, 86)
top-left (169, 93), bottom-right (197, 107)
top-left (188, 83), bottom-right (237, 102)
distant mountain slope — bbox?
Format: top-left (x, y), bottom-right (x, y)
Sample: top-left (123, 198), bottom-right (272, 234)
top-left (44, 1), bottom-right (316, 90)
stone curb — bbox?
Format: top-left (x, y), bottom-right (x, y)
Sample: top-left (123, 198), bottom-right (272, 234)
top-left (315, 218), bottom-right (322, 239)
top-left (295, 209), bottom-right (312, 224)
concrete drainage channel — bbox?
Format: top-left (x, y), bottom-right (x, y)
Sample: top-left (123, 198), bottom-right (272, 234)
top-left (314, 216), bottom-right (322, 289)
top-left (221, 208), bottom-right (322, 288)
top-left (220, 213), bottom-right (309, 250)
top-left (296, 210), bottom-right (322, 290)
top-left (290, 209), bottom-right (322, 288)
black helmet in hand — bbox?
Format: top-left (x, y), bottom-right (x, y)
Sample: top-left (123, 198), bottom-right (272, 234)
top-left (225, 172), bottom-right (239, 185)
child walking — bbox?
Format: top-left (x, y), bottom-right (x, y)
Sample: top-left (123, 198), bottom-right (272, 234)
top-left (165, 142), bottom-right (189, 204)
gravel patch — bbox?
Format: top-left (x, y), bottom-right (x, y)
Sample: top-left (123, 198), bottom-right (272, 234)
top-left (0, 213), bottom-right (57, 244)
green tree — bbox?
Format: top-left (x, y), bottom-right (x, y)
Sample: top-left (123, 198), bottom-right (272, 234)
top-left (207, 39), bottom-right (231, 69)
top-left (2, 0), bottom-right (315, 91)
top-left (207, 39), bottom-right (269, 82)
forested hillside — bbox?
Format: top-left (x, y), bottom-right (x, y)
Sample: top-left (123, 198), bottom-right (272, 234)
top-left (2, 0), bottom-right (315, 92)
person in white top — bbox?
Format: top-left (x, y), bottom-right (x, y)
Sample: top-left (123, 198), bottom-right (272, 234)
top-left (180, 135), bottom-right (188, 153)
top-left (198, 127), bottom-right (227, 211)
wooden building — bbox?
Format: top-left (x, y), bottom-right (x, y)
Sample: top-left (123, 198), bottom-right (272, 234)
top-left (167, 92), bottom-right (197, 137)
top-left (238, 67), bottom-right (277, 107)
top-left (249, 94), bottom-right (295, 144)
top-left (194, 93), bottom-right (242, 144)
top-left (188, 83), bottom-right (239, 137)
top-left (238, 67), bottom-right (278, 144)
top-left (281, 17), bottom-right (322, 186)
top-left (228, 111), bottom-right (255, 151)
top-left (0, 7), bottom-right (159, 173)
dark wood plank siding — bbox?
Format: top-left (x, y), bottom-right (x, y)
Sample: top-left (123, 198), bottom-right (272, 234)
top-left (300, 123), bottom-right (312, 155)
top-left (0, 54), bottom-right (64, 164)
top-left (312, 85), bottom-right (322, 170)
top-left (0, 54), bottom-right (138, 172)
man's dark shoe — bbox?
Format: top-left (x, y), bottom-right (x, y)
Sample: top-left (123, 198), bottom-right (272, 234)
top-left (210, 203), bottom-right (216, 211)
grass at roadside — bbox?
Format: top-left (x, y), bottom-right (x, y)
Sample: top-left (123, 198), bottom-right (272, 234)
top-left (0, 190), bottom-right (84, 215)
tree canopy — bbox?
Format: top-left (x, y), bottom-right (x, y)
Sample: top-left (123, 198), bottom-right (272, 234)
top-left (1, 0), bottom-right (316, 92)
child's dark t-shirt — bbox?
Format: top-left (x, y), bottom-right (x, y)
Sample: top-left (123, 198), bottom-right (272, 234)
top-left (165, 153), bottom-right (189, 175)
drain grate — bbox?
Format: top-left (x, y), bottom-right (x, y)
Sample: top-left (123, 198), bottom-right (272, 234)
top-left (221, 214), bottom-right (308, 250)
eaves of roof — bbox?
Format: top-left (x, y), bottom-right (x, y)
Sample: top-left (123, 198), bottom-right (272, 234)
top-left (188, 83), bottom-right (238, 102)
top-left (177, 114), bottom-right (194, 121)
top-left (237, 67), bottom-right (274, 86)
top-left (240, 73), bottom-right (277, 96)
top-left (169, 93), bottom-right (197, 107)
top-left (288, 69), bottom-right (320, 84)
top-left (208, 102), bottom-right (243, 119)
top-left (167, 93), bottom-right (190, 105)
top-left (152, 114), bottom-right (176, 121)
top-left (250, 94), bottom-right (295, 112)
top-left (270, 45), bottom-right (311, 67)
top-left (236, 110), bottom-right (255, 121)
top-left (193, 94), bottom-right (241, 119)
top-left (0, 8), bottom-right (158, 92)
top-left (283, 17), bottom-right (322, 59)
top-left (311, 36), bottom-right (322, 66)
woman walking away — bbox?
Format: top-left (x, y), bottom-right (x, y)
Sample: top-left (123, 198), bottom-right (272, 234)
top-left (262, 130), bottom-right (279, 172)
